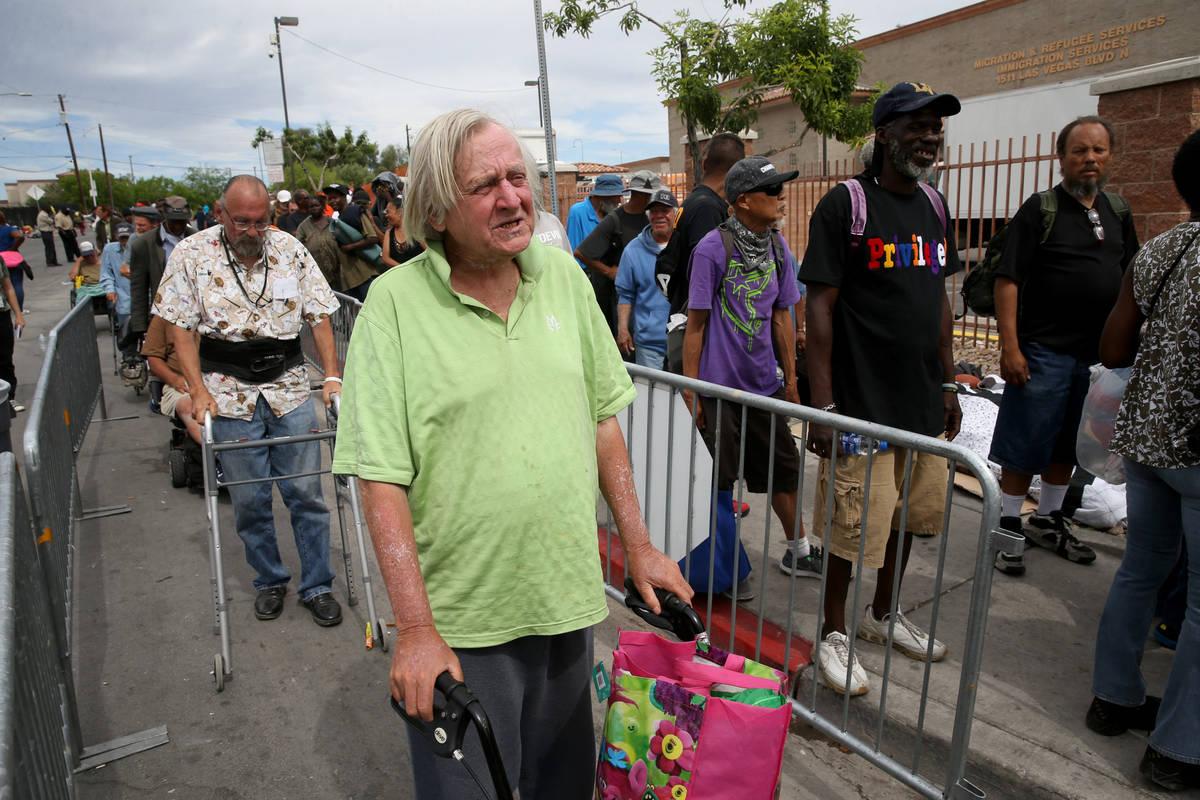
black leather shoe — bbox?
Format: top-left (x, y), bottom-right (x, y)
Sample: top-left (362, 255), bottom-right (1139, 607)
top-left (301, 592), bottom-right (342, 627)
top-left (1140, 745), bottom-right (1198, 791)
top-left (1086, 695), bottom-right (1160, 736)
top-left (254, 586), bottom-right (287, 620)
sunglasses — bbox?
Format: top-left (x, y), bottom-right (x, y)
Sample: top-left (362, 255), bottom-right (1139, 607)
top-left (1086, 208), bottom-right (1105, 242)
top-left (760, 184), bottom-right (783, 197)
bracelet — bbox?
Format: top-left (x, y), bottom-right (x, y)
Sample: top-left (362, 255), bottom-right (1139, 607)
top-left (821, 403), bottom-right (838, 413)
top-left (941, 382), bottom-right (959, 393)
top-left (323, 376), bottom-right (342, 384)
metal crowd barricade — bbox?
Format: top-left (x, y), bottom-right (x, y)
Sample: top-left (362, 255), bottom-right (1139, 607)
top-left (200, 392), bottom-right (385, 692)
top-left (300, 290), bottom-right (361, 375)
top-left (11, 300), bottom-right (167, 791)
top-left (0, 452), bottom-right (73, 799)
top-left (603, 364), bottom-right (1018, 800)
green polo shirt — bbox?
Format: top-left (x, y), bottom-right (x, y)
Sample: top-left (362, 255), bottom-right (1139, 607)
top-left (332, 238), bottom-right (636, 647)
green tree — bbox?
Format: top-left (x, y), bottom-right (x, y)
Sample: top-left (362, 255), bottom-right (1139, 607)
top-left (546, 0), bottom-right (873, 181)
top-left (253, 123), bottom-right (380, 193)
top-left (378, 144), bottom-right (408, 172)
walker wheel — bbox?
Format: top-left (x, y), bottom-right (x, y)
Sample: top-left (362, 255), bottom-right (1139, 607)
top-left (213, 653), bottom-right (225, 692)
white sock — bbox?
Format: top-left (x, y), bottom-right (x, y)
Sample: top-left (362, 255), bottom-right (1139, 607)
top-left (1001, 492), bottom-right (1026, 518)
top-left (1037, 483), bottom-right (1069, 516)
top-left (789, 537), bottom-right (811, 558)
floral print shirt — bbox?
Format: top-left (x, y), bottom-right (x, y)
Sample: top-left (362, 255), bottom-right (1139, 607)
top-left (152, 226), bottom-right (339, 420)
top-left (1111, 221), bottom-right (1200, 468)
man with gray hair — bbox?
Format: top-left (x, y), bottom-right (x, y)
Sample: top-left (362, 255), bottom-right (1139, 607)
top-left (331, 109), bottom-right (691, 800)
top-left (577, 169), bottom-right (662, 336)
top-left (152, 174), bottom-right (345, 627)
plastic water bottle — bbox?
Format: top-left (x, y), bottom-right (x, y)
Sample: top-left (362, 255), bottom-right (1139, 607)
top-left (38, 332), bottom-right (47, 354)
top-left (840, 433), bottom-right (887, 455)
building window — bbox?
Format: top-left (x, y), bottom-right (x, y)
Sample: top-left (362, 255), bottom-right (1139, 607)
top-left (788, 120), bottom-right (797, 135)
top-left (788, 153), bottom-right (798, 167)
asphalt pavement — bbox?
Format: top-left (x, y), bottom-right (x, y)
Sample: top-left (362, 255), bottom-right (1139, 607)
top-left (10, 227), bottom-right (1194, 799)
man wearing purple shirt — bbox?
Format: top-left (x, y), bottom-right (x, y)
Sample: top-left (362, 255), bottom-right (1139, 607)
top-left (682, 156), bottom-right (821, 599)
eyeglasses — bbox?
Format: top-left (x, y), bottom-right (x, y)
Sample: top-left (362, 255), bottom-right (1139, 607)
top-left (1086, 208), bottom-right (1105, 242)
top-left (761, 184), bottom-right (783, 197)
top-left (228, 218), bottom-right (271, 233)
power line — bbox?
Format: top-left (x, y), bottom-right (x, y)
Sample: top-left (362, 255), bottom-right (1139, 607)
top-left (282, 29), bottom-right (529, 95)
top-left (0, 163), bottom-right (69, 174)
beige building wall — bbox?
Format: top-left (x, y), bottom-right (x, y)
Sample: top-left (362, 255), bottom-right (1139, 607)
top-left (666, 0), bottom-right (1196, 174)
top-left (858, 0), bottom-right (1194, 99)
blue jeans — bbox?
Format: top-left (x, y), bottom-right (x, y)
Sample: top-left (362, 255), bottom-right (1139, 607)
top-left (211, 397), bottom-right (334, 601)
top-left (989, 341), bottom-right (1091, 475)
top-left (1092, 458), bottom-right (1200, 764)
top-left (633, 347), bottom-right (665, 370)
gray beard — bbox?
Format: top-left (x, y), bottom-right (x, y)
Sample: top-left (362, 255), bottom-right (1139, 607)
top-left (888, 138), bottom-right (934, 183)
top-left (228, 234), bottom-right (264, 262)
top-left (598, 199), bottom-right (621, 215)
top-left (1063, 173), bottom-right (1108, 200)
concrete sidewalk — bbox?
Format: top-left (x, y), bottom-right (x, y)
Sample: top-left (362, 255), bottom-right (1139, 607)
top-left (10, 230), bottom-right (1192, 799)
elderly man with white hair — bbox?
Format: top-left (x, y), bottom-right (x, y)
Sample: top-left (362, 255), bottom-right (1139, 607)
top-left (332, 109), bottom-right (691, 800)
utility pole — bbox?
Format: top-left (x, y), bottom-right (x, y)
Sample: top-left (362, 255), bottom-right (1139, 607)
top-left (532, 0), bottom-right (558, 215)
top-left (98, 123), bottom-right (115, 209)
top-left (128, 155), bottom-right (135, 183)
top-left (405, 125), bottom-right (411, 155)
top-left (273, 16), bottom-right (300, 188)
top-left (58, 94), bottom-right (89, 213)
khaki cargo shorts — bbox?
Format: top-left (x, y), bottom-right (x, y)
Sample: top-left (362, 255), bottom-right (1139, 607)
top-left (160, 384), bottom-right (188, 421)
top-left (812, 438), bottom-right (950, 570)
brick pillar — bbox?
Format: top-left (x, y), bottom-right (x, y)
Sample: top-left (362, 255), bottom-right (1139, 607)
top-left (1095, 61), bottom-right (1200, 242)
top-left (550, 169), bottom-right (577, 226)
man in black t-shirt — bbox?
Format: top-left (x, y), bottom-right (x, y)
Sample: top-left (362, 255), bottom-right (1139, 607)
top-left (989, 116), bottom-right (1139, 577)
top-left (663, 133), bottom-right (745, 372)
top-left (800, 82), bottom-right (963, 697)
top-left (576, 170), bottom-right (661, 336)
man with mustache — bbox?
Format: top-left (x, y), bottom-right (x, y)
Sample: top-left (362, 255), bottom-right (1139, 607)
top-left (567, 172), bottom-right (625, 270)
top-left (801, 82), bottom-right (963, 696)
top-left (331, 110), bottom-right (691, 800)
top-left (152, 174), bottom-right (345, 628)
top-left (990, 116), bottom-right (1138, 577)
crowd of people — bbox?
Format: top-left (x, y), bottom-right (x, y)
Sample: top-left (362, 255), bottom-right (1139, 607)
top-left (6, 75), bottom-right (1196, 796)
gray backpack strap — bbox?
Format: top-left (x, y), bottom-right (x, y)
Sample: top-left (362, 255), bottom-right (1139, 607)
top-left (841, 179), bottom-right (867, 249)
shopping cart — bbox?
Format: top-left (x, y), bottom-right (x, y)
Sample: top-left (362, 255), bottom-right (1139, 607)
top-left (200, 393), bottom-right (388, 691)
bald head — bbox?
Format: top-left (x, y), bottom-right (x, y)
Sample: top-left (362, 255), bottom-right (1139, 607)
top-left (221, 174), bottom-right (269, 207)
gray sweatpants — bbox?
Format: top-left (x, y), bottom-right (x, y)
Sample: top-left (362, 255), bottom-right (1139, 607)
top-left (407, 627), bottom-right (595, 800)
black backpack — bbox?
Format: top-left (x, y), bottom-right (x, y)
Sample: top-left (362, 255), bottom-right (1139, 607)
top-left (960, 189), bottom-right (1131, 316)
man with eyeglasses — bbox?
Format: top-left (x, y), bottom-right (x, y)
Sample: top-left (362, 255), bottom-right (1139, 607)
top-left (129, 197), bottom-right (195, 337)
top-left (989, 115), bottom-right (1139, 578)
top-left (682, 155), bottom-right (818, 604)
top-left (153, 174), bottom-right (344, 627)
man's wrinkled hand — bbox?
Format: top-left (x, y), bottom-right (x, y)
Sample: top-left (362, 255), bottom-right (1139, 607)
top-left (391, 624), bottom-right (463, 722)
top-left (191, 387), bottom-right (218, 424)
top-left (624, 540), bottom-right (693, 615)
top-left (322, 380), bottom-right (340, 408)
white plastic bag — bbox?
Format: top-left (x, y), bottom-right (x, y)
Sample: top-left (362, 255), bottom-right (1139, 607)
top-left (1076, 365), bottom-right (1131, 485)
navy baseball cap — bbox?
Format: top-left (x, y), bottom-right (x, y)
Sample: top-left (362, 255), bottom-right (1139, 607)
top-left (872, 82), bottom-right (961, 128)
top-left (591, 174), bottom-right (625, 196)
top-left (114, 223), bottom-right (134, 238)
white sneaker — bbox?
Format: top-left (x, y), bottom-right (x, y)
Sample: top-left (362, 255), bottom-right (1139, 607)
top-left (817, 631), bottom-right (869, 696)
top-left (856, 605), bottom-right (947, 662)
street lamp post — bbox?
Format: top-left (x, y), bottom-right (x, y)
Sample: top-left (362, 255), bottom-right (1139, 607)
top-left (532, 0), bottom-right (558, 215)
top-left (273, 15), bottom-right (299, 187)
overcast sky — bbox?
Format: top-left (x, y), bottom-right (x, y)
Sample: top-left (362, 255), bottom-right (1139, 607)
top-left (0, 0), bottom-right (966, 191)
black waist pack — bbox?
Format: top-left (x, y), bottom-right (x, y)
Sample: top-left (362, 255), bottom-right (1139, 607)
top-left (199, 336), bottom-right (302, 384)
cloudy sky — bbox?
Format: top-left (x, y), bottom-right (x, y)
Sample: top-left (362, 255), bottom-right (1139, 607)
top-left (0, 0), bottom-right (965, 190)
